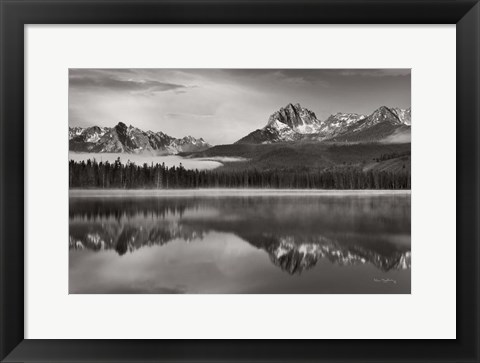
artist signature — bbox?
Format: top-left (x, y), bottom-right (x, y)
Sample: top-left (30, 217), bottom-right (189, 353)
top-left (373, 278), bottom-right (397, 284)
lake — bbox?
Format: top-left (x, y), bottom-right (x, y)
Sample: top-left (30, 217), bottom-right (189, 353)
top-left (69, 190), bottom-right (411, 294)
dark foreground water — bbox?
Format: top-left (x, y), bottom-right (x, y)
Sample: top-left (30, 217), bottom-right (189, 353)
top-left (69, 190), bottom-right (411, 294)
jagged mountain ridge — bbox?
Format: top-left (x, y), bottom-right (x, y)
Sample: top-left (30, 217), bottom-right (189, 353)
top-left (236, 103), bottom-right (411, 144)
top-left (267, 103), bottom-right (322, 134)
top-left (69, 122), bottom-right (211, 154)
top-left (328, 106), bottom-right (411, 142)
top-left (318, 112), bottom-right (366, 138)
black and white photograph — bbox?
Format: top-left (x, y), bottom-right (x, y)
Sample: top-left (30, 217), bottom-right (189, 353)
top-left (68, 68), bottom-right (411, 294)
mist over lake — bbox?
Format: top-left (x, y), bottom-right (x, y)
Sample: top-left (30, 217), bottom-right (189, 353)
top-left (69, 151), bottom-right (226, 170)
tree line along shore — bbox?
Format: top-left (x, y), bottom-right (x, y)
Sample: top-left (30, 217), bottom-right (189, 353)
top-left (69, 158), bottom-right (411, 190)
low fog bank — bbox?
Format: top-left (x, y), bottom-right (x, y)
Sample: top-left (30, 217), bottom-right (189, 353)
top-left (191, 156), bottom-right (249, 163)
top-left (68, 152), bottom-right (222, 170)
top-left (381, 129), bottom-right (411, 143)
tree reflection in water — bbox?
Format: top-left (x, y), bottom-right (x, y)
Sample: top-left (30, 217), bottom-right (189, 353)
top-left (69, 195), bottom-right (411, 275)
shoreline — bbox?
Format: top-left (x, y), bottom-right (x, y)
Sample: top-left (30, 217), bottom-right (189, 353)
top-left (69, 188), bottom-right (411, 198)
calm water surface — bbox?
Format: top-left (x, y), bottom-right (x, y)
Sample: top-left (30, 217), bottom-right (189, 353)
top-left (69, 190), bottom-right (411, 294)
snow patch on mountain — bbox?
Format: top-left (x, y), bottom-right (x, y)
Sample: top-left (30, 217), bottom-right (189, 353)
top-left (319, 112), bottom-right (366, 137)
top-left (391, 107), bottom-right (411, 125)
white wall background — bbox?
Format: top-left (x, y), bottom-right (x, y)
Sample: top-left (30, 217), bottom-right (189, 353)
top-left (25, 25), bottom-right (456, 339)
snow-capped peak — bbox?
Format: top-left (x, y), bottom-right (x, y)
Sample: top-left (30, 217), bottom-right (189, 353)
top-left (266, 103), bottom-right (322, 134)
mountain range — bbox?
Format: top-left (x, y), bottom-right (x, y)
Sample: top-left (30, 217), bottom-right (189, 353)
top-left (236, 103), bottom-right (411, 144)
top-left (69, 104), bottom-right (411, 155)
top-left (69, 122), bottom-right (211, 154)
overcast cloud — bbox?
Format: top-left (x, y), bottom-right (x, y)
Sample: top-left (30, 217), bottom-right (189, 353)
top-left (69, 69), bottom-right (411, 145)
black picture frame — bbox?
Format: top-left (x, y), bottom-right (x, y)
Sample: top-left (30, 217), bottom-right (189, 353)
top-left (1, 0), bottom-right (479, 362)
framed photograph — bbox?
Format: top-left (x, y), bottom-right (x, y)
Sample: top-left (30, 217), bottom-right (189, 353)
top-left (1, 0), bottom-right (478, 362)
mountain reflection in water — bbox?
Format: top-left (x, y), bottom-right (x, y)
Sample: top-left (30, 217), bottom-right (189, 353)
top-left (69, 194), bottom-right (411, 293)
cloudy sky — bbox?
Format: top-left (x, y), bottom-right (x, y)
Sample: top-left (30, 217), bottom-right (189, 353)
top-left (69, 69), bottom-right (410, 145)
